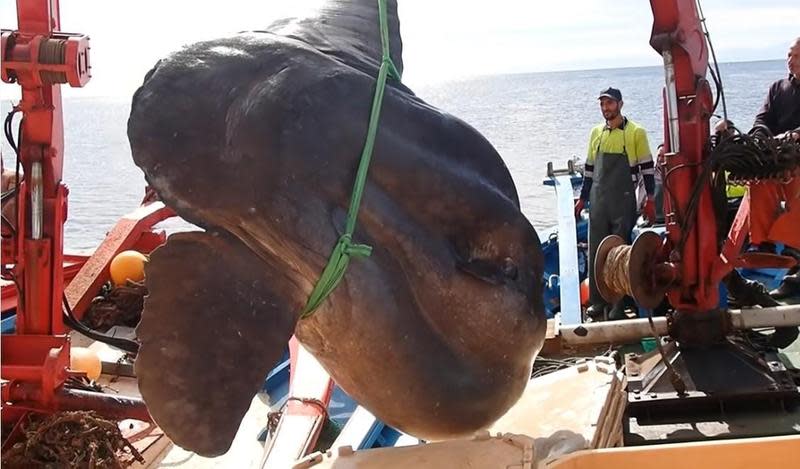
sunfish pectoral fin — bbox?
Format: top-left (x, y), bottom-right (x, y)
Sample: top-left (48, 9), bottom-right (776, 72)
top-left (135, 230), bottom-right (299, 457)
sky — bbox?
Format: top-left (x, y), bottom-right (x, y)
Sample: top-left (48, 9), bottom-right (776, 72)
top-left (0, 0), bottom-right (798, 99)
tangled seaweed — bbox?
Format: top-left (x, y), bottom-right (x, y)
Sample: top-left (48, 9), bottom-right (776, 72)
top-left (2, 411), bottom-right (144, 468)
top-left (84, 281), bottom-right (147, 331)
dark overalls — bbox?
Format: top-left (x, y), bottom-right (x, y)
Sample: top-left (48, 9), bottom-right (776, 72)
top-left (588, 127), bottom-right (638, 313)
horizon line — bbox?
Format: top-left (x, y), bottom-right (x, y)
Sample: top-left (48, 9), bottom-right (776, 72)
top-left (415, 57), bottom-right (785, 87)
top-left (0, 57), bottom-right (786, 100)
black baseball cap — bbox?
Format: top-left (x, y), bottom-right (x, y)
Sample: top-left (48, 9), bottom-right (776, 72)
top-left (598, 87), bottom-right (623, 102)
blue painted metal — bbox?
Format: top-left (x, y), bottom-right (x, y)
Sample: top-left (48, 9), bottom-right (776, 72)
top-left (373, 425), bottom-right (402, 448)
top-left (2, 314), bottom-right (16, 334)
top-left (541, 221), bottom-right (589, 319)
top-left (542, 175), bottom-right (583, 190)
top-left (359, 419), bottom-right (386, 449)
top-left (262, 349), bottom-right (291, 416)
top-left (331, 405), bottom-right (387, 450)
top-left (328, 385), bottom-right (358, 427)
top-left (355, 420), bottom-right (401, 449)
top-left (738, 267), bottom-right (788, 293)
top-left (631, 224), bottom-right (667, 240)
top-left (329, 401), bottom-right (407, 450)
top-left (264, 349), bottom-right (290, 395)
top-left (742, 243), bottom-right (792, 292)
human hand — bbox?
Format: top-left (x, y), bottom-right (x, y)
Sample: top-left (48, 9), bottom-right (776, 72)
top-left (643, 196), bottom-right (656, 224)
top-left (574, 199), bottom-right (585, 220)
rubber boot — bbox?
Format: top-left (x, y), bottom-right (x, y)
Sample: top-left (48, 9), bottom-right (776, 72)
top-left (726, 270), bottom-right (779, 308)
top-left (771, 247), bottom-right (800, 300)
top-left (770, 270), bottom-right (800, 300)
top-left (608, 296), bottom-right (635, 321)
top-left (607, 303), bottom-right (626, 321)
top-left (585, 304), bottom-right (607, 321)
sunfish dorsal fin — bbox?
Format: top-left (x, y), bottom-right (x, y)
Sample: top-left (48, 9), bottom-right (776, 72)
top-left (266, 0), bottom-right (403, 78)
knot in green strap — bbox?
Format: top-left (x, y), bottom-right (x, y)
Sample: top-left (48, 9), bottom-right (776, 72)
top-left (340, 234), bottom-right (374, 257)
top-left (385, 57), bottom-right (401, 82)
top-left (300, 234), bottom-right (373, 318)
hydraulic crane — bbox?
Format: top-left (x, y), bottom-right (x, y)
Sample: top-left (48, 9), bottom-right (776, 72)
top-left (587, 0), bottom-right (800, 345)
top-left (0, 0), bottom-right (165, 432)
top-left (584, 0), bottom-right (800, 444)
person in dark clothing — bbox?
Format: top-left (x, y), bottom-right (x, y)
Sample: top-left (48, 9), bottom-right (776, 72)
top-left (749, 37), bottom-right (800, 299)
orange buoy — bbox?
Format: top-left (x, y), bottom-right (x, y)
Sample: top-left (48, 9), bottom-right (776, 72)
top-left (109, 250), bottom-right (147, 286)
top-left (580, 278), bottom-right (590, 306)
top-left (70, 347), bottom-right (102, 380)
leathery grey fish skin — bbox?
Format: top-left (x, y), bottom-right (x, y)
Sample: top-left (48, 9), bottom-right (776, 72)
top-left (128, 0), bottom-right (546, 457)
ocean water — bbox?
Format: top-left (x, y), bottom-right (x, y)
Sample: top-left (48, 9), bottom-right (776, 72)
top-left (0, 59), bottom-right (788, 251)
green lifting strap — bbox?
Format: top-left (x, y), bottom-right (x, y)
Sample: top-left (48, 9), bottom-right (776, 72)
top-left (300, 0), bottom-right (402, 319)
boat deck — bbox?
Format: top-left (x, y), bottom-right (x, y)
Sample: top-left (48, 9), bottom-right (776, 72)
top-left (17, 298), bottom-right (795, 468)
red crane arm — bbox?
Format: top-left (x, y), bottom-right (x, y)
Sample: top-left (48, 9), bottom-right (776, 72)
top-left (1, 0), bottom-right (90, 335)
top-left (649, 0), bottom-right (717, 313)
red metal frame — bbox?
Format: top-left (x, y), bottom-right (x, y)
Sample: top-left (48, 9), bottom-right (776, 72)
top-left (713, 194), bottom-right (751, 282)
top-left (1, 335), bottom-right (70, 405)
top-left (261, 337), bottom-right (335, 467)
top-left (0, 0), bottom-right (172, 432)
top-left (0, 0), bottom-right (87, 337)
top-left (2, 253), bottom-right (87, 314)
top-left (0, 1), bottom-right (82, 424)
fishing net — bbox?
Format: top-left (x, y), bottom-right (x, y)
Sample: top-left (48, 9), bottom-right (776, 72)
top-left (2, 411), bottom-right (144, 468)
